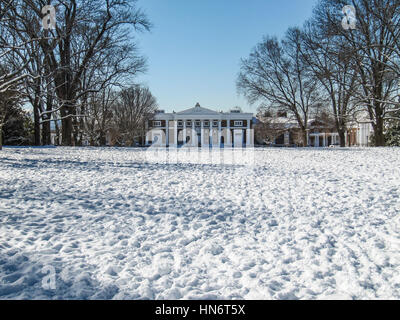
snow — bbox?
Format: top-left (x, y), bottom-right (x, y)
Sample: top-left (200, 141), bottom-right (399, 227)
top-left (0, 146), bottom-right (400, 300)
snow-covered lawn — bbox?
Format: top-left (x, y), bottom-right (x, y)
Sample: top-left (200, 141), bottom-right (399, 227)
top-left (0, 147), bottom-right (399, 300)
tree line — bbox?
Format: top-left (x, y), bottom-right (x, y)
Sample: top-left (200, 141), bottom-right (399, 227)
top-left (238, 0), bottom-right (400, 147)
top-left (0, 0), bottom-right (157, 149)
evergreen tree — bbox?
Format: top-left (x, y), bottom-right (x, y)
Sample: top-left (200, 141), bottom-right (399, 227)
top-left (0, 89), bottom-right (33, 147)
top-left (2, 106), bottom-right (33, 146)
top-left (385, 113), bottom-right (400, 146)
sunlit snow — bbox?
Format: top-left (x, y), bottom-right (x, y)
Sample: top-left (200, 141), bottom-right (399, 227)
top-left (0, 147), bottom-right (399, 299)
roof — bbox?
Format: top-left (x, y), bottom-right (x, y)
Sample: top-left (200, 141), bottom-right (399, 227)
top-left (176, 103), bottom-right (221, 116)
top-left (154, 103), bottom-right (254, 120)
top-left (258, 116), bottom-right (300, 128)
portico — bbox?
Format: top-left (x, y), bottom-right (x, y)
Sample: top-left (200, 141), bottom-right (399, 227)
top-left (146, 103), bottom-right (254, 148)
top-left (308, 132), bottom-right (340, 147)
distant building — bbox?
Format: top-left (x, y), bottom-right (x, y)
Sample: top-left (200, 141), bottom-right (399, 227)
top-left (145, 103), bottom-right (254, 148)
top-left (255, 111), bottom-right (374, 147)
top-left (348, 112), bottom-right (374, 147)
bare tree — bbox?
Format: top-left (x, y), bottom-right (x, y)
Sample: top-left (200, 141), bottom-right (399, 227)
top-left (237, 29), bottom-right (321, 146)
top-left (315, 0), bottom-right (400, 146)
top-left (112, 85), bottom-right (158, 146)
top-left (0, 1), bottom-right (32, 95)
top-left (82, 87), bottom-right (116, 146)
top-left (5, 0), bottom-right (151, 146)
top-left (0, 95), bottom-right (5, 149)
top-left (373, 1), bottom-right (400, 118)
top-left (300, 21), bottom-right (358, 147)
top-left (75, 34), bottom-right (147, 146)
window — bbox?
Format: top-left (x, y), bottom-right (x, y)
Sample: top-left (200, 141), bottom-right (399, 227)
top-left (195, 121), bottom-right (201, 127)
top-left (178, 121), bottom-right (183, 127)
top-left (213, 121), bottom-right (218, 127)
top-left (186, 120), bottom-right (192, 127)
top-left (204, 121), bottom-right (210, 127)
top-left (230, 107), bottom-right (242, 113)
top-left (234, 121), bottom-right (243, 127)
top-left (153, 121), bottom-right (162, 127)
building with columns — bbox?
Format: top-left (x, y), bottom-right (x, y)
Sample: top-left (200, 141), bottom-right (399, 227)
top-left (145, 103), bottom-right (254, 148)
top-left (254, 111), bottom-right (374, 147)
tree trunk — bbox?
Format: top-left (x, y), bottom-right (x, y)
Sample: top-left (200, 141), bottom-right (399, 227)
top-left (33, 102), bottom-right (41, 146)
top-left (42, 119), bottom-right (51, 145)
top-left (0, 124), bottom-right (3, 150)
top-left (61, 117), bottom-right (73, 146)
top-left (374, 116), bottom-right (385, 147)
top-left (42, 88), bottom-right (53, 145)
top-left (338, 130), bottom-right (346, 147)
top-left (301, 129), bottom-right (308, 147)
top-left (73, 117), bottom-right (81, 146)
top-left (99, 131), bottom-right (106, 146)
top-left (54, 118), bottom-right (60, 145)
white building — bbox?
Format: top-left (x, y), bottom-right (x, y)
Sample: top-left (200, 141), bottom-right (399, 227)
top-left (145, 103), bottom-right (254, 148)
top-left (256, 112), bottom-right (374, 147)
top-left (353, 114), bottom-right (374, 147)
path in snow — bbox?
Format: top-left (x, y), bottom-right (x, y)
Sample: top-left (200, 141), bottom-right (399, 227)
top-left (0, 147), bottom-right (399, 299)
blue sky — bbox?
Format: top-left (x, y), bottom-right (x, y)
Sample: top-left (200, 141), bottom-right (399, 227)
top-left (135, 0), bottom-right (319, 113)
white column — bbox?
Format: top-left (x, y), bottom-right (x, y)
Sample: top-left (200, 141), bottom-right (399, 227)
top-left (284, 131), bottom-right (289, 146)
top-left (227, 119), bottom-right (231, 148)
top-left (166, 120), bottom-right (169, 147)
top-left (314, 135), bottom-right (317, 147)
top-left (192, 120), bottom-right (196, 147)
top-left (209, 119), bottom-right (213, 147)
top-left (183, 120), bottom-right (187, 146)
top-left (174, 120), bottom-right (178, 147)
top-left (201, 121), bottom-right (204, 148)
top-left (218, 120), bottom-right (222, 147)
top-left (145, 120), bottom-right (149, 146)
top-left (246, 119), bottom-right (251, 147)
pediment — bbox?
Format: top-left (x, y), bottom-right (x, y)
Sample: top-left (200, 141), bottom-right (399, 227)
top-left (177, 103), bottom-right (220, 116)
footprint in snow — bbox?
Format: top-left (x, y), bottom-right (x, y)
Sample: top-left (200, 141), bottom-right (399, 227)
top-left (241, 261), bottom-right (256, 271)
top-left (208, 244), bottom-right (224, 256)
top-left (53, 244), bottom-right (63, 252)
